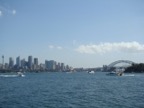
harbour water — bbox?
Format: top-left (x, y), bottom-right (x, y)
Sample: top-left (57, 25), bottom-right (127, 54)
top-left (0, 72), bottom-right (144, 108)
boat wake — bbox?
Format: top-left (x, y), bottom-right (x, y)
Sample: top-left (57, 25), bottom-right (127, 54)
top-left (0, 74), bottom-right (25, 78)
top-left (123, 74), bottom-right (135, 77)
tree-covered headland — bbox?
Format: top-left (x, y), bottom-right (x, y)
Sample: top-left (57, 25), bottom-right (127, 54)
top-left (125, 63), bottom-right (144, 73)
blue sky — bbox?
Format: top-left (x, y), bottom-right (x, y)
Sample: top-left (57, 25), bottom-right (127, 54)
top-left (0, 0), bottom-right (144, 68)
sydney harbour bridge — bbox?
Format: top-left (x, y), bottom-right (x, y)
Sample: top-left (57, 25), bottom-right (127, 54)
top-left (103, 60), bottom-right (135, 71)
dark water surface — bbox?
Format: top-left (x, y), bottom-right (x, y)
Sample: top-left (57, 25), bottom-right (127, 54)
top-left (0, 72), bottom-right (144, 108)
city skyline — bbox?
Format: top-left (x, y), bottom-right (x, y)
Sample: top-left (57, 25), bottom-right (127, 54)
top-left (0, 0), bottom-right (144, 68)
top-left (0, 55), bottom-right (72, 72)
top-left (0, 55), bottom-right (137, 68)
top-left (0, 55), bottom-right (68, 65)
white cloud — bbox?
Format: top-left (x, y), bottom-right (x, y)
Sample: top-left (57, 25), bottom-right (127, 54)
top-left (0, 10), bottom-right (2, 16)
top-left (76, 41), bottom-right (144, 54)
top-left (48, 45), bottom-right (54, 49)
top-left (57, 46), bottom-right (63, 50)
top-left (48, 45), bottom-right (63, 50)
top-left (0, 5), bottom-right (16, 16)
top-left (12, 9), bottom-right (16, 15)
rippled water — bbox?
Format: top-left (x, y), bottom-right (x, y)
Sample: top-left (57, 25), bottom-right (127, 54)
top-left (0, 72), bottom-right (144, 108)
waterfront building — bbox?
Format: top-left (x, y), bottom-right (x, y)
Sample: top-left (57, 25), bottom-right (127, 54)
top-left (66, 65), bottom-right (70, 70)
top-left (45, 60), bottom-right (48, 69)
top-left (49, 60), bottom-right (56, 70)
top-left (34, 58), bottom-right (39, 70)
top-left (61, 63), bottom-right (65, 71)
top-left (28, 56), bottom-right (33, 69)
top-left (45, 60), bottom-right (56, 71)
top-left (40, 63), bottom-right (45, 70)
top-left (16, 56), bottom-right (21, 68)
top-left (21, 59), bottom-right (26, 69)
top-left (5, 63), bottom-right (9, 69)
top-left (9, 57), bottom-right (14, 69)
top-left (34, 58), bottom-right (38, 66)
top-left (2, 55), bottom-right (4, 69)
top-left (57, 62), bottom-right (61, 71)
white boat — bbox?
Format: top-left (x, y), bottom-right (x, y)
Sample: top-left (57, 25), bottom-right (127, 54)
top-left (17, 72), bottom-right (25, 77)
top-left (88, 71), bottom-right (95, 74)
top-left (106, 71), bottom-right (123, 76)
top-left (0, 72), bottom-right (25, 77)
top-left (106, 69), bottom-right (124, 76)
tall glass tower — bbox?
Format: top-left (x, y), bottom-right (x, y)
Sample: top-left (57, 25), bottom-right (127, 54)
top-left (28, 56), bottom-right (33, 69)
top-left (16, 56), bottom-right (21, 68)
top-left (9, 57), bottom-right (14, 69)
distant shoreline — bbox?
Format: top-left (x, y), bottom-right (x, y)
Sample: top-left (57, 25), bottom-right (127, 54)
top-left (0, 69), bottom-right (144, 73)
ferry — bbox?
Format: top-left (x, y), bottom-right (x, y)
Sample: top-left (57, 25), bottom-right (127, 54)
top-left (88, 70), bottom-right (95, 74)
top-left (106, 71), bottom-right (123, 76)
top-left (0, 72), bottom-right (25, 77)
top-left (106, 69), bottom-right (124, 76)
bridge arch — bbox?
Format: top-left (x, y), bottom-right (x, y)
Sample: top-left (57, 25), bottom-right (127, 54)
top-left (108, 60), bottom-right (135, 68)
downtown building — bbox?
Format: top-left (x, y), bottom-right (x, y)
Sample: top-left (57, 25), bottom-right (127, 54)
top-left (16, 56), bottom-right (21, 69)
top-left (61, 63), bottom-right (65, 71)
top-left (28, 56), bottom-right (33, 69)
top-left (34, 58), bottom-right (39, 70)
top-left (9, 57), bottom-right (14, 69)
top-left (21, 59), bottom-right (26, 69)
top-left (45, 60), bottom-right (56, 71)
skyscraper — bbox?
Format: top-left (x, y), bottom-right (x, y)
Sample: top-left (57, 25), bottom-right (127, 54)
top-left (2, 55), bottom-right (4, 65)
top-left (28, 56), bottom-right (33, 69)
top-left (61, 63), bottom-right (65, 71)
top-left (45, 60), bottom-right (48, 69)
top-left (21, 59), bottom-right (26, 69)
top-left (9, 57), bottom-right (14, 69)
top-left (34, 58), bottom-right (38, 70)
top-left (45, 60), bottom-right (56, 71)
top-left (34, 58), bottom-right (38, 66)
top-left (16, 56), bottom-right (21, 68)
top-left (57, 62), bottom-right (61, 70)
top-left (2, 55), bottom-right (4, 69)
